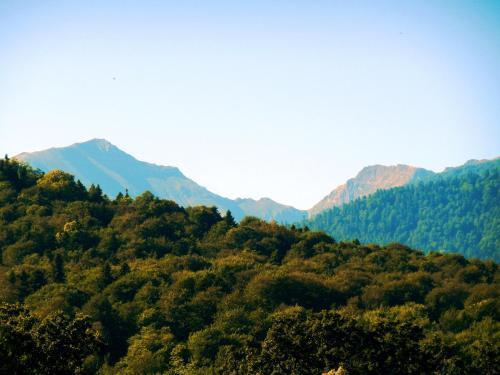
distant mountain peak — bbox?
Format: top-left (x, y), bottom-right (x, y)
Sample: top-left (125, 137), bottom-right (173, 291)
top-left (66, 138), bottom-right (119, 154)
top-left (356, 164), bottom-right (418, 179)
top-left (14, 139), bottom-right (306, 223)
top-left (308, 164), bottom-right (434, 217)
top-left (308, 157), bottom-right (499, 217)
top-left (81, 138), bottom-right (114, 151)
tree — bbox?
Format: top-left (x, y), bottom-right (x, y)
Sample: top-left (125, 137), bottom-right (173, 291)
top-left (0, 303), bottom-right (101, 374)
top-left (0, 161), bottom-right (498, 374)
top-left (225, 210), bottom-right (236, 227)
top-left (99, 262), bottom-right (113, 288)
top-left (52, 253), bottom-right (65, 283)
top-left (88, 184), bottom-right (104, 202)
top-left (36, 170), bottom-right (85, 200)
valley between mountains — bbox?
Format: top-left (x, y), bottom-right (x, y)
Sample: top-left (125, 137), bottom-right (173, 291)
top-left (15, 139), bottom-right (499, 260)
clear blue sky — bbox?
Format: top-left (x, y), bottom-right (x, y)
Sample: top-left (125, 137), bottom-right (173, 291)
top-left (1, 1), bottom-right (499, 209)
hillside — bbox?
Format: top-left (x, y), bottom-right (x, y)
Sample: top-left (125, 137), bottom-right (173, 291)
top-left (0, 156), bottom-right (498, 374)
top-left (309, 165), bottom-right (435, 217)
top-left (425, 157), bottom-right (500, 181)
top-left (308, 159), bottom-right (499, 217)
top-left (306, 163), bottom-right (500, 261)
top-left (15, 139), bottom-right (306, 222)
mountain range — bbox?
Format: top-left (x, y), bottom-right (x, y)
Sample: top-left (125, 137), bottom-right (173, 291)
top-left (14, 139), bottom-right (305, 222)
top-left (14, 139), bottom-right (498, 224)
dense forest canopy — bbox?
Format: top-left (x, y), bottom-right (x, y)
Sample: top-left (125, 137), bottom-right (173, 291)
top-left (306, 166), bottom-right (500, 262)
top-left (0, 156), bottom-right (498, 374)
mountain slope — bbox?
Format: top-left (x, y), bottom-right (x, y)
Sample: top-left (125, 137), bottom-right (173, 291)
top-left (235, 197), bottom-right (305, 223)
top-left (15, 139), bottom-right (305, 222)
top-left (308, 164), bottom-right (435, 216)
top-left (306, 163), bottom-right (500, 261)
top-left (424, 157), bottom-right (500, 181)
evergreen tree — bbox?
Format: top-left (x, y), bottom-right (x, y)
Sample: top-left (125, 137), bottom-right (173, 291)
top-left (52, 254), bottom-right (65, 283)
top-left (225, 210), bottom-right (236, 227)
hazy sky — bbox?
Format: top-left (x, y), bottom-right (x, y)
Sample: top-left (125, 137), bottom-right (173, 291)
top-left (1, 1), bottom-right (499, 209)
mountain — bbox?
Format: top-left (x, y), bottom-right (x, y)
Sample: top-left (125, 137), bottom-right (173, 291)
top-left (428, 157), bottom-right (500, 180)
top-left (305, 160), bottom-right (500, 261)
top-left (14, 139), bottom-right (306, 222)
top-left (235, 197), bottom-right (305, 223)
top-left (308, 164), bottom-right (435, 216)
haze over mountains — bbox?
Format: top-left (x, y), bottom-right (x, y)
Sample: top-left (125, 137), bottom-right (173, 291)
top-left (15, 139), bottom-right (305, 222)
top-left (14, 139), bottom-right (498, 225)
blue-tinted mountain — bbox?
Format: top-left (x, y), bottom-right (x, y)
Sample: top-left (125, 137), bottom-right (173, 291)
top-left (15, 139), bottom-right (306, 222)
top-left (235, 197), bottom-right (306, 223)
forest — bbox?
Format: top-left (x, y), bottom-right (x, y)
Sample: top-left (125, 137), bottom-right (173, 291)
top-left (0, 156), bottom-right (498, 374)
top-left (307, 167), bottom-right (499, 262)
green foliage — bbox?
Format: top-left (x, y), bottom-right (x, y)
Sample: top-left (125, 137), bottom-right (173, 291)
top-left (306, 168), bottom-right (500, 261)
top-left (245, 307), bottom-right (428, 375)
top-left (114, 326), bottom-right (175, 374)
top-left (0, 156), bottom-right (498, 373)
top-left (0, 302), bottom-right (101, 374)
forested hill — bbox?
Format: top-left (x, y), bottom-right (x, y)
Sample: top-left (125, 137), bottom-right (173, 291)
top-left (427, 157), bottom-right (500, 181)
top-left (306, 165), bottom-right (500, 262)
top-left (0, 156), bottom-right (498, 374)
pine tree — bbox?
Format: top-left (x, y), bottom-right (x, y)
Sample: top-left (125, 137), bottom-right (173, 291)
top-left (100, 262), bottom-right (113, 288)
top-left (52, 254), bottom-right (65, 282)
top-left (225, 210), bottom-right (236, 227)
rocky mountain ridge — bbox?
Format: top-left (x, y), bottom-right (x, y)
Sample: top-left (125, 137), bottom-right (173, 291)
top-left (308, 164), bottom-right (435, 216)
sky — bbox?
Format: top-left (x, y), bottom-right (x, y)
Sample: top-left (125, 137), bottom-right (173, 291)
top-left (1, 1), bottom-right (499, 209)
